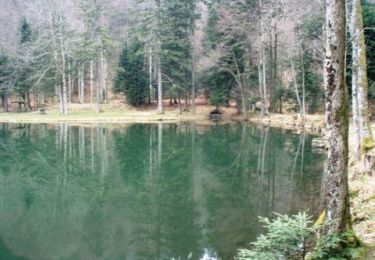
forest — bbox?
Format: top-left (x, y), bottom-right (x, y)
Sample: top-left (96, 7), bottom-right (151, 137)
top-left (0, 0), bottom-right (375, 259)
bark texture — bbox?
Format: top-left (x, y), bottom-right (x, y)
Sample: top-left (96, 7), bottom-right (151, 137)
top-left (322, 0), bottom-right (351, 235)
top-left (351, 0), bottom-right (373, 158)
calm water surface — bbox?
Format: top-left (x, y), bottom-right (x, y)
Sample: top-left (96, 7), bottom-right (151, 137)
top-left (0, 122), bottom-right (324, 260)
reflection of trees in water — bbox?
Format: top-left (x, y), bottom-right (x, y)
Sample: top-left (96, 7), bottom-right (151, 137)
top-left (0, 123), bottom-right (324, 260)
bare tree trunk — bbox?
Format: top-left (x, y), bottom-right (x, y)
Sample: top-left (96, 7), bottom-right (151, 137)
top-left (258, 64), bottom-right (265, 116)
top-left (291, 61), bottom-right (303, 116)
top-left (96, 58), bottom-right (101, 113)
top-left (149, 46), bottom-right (153, 104)
top-left (61, 73), bottom-right (68, 115)
top-left (192, 37), bottom-right (196, 115)
top-left (322, 0), bottom-right (351, 235)
top-left (78, 67), bottom-right (81, 103)
top-left (99, 49), bottom-right (106, 103)
top-left (103, 56), bottom-right (108, 102)
top-left (68, 61), bottom-right (72, 103)
top-left (299, 42), bottom-right (306, 119)
top-left (351, 0), bottom-right (373, 157)
top-left (90, 60), bottom-right (94, 104)
top-left (259, 0), bottom-right (268, 115)
top-left (80, 63), bottom-right (85, 104)
top-left (157, 53), bottom-right (163, 114)
top-left (59, 39), bottom-right (68, 114)
top-left (192, 66), bottom-right (196, 114)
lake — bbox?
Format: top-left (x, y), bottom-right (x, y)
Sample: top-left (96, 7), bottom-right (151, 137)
top-left (0, 122), bottom-right (324, 260)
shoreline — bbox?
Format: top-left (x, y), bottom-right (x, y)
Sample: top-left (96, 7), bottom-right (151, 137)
top-left (0, 111), bottom-right (325, 131)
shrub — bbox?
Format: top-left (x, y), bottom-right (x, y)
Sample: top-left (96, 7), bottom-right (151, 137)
top-left (237, 212), bottom-right (315, 260)
top-left (237, 213), bottom-right (366, 260)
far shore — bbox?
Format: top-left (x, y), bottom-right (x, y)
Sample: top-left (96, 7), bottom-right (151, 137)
top-left (0, 108), bottom-right (326, 134)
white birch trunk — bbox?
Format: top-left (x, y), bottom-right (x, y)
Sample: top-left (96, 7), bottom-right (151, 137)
top-left (90, 60), bottom-right (94, 104)
top-left (80, 63), bottom-right (85, 104)
top-left (291, 61), bottom-right (303, 116)
top-left (259, 0), bottom-right (268, 115)
top-left (258, 64), bottom-right (264, 116)
top-left (351, 0), bottom-right (373, 156)
top-left (157, 53), bottom-right (163, 114)
top-left (149, 47), bottom-right (153, 104)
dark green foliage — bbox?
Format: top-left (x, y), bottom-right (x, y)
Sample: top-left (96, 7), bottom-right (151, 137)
top-left (200, 66), bottom-right (234, 107)
top-left (237, 213), bottom-right (365, 260)
top-left (311, 231), bottom-right (364, 260)
top-left (15, 19), bottom-right (34, 99)
top-left (204, 1), bottom-right (221, 50)
top-left (0, 53), bottom-right (15, 111)
top-left (237, 212), bottom-right (315, 260)
top-left (160, 0), bottom-right (197, 96)
top-left (292, 51), bottom-right (323, 113)
top-left (363, 0), bottom-right (375, 98)
top-left (300, 14), bottom-right (323, 41)
top-left (20, 19), bottom-right (32, 44)
top-left (294, 15), bottom-right (324, 113)
top-left (0, 54), bottom-right (10, 95)
top-left (113, 41), bottom-right (148, 106)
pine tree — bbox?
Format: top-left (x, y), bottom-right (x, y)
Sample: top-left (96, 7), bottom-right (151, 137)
top-left (160, 0), bottom-right (197, 109)
top-left (114, 41), bottom-right (148, 106)
top-left (15, 19), bottom-right (34, 110)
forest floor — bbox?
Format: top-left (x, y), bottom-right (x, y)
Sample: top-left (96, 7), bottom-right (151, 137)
top-left (0, 101), bottom-right (374, 256)
top-left (349, 125), bottom-right (375, 258)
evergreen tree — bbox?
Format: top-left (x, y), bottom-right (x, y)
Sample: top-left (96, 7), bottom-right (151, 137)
top-left (363, 0), bottom-right (375, 97)
top-left (114, 41), bottom-right (148, 106)
top-left (20, 19), bottom-right (32, 44)
top-left (0, 54), bottom-right (12, 112)
top-left (201, 66), bottom-right (234, 108)
top-left (15, 19), bottom-right (34, 109)
top-left (160, 0), bottom-right (197, 108)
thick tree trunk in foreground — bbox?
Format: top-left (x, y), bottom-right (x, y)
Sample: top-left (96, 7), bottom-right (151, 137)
top-left (322, 0), bottom-right (351, 235)
top-left (351, 0), bottom-right (373, 158)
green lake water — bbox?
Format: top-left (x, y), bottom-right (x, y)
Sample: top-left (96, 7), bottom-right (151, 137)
top-left (0, 122), bottom-right (325, 260)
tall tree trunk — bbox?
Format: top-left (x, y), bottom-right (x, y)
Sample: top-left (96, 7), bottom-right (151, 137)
top-left (96, 58), bottom-right (101, 113)
top-left (299, 42), bottom-right (306, 119)
top-left (149, 46), bottom-right (153, 104)
top-left (99, 50), bottom-right (107, 103)
top-left (192, 35), bottom-right (196, 115)
top-left (61, 73), bottom-right (68, 115)
top-left (291, 61), bottom-right (303, 116)
top-left (259, 0), bottom-right (268, 115)
top-left (78, 67), bottom-right (81, 104)
top-left (90, 60), bottom-right (94, 104)
top-left (80, 63), bottom-right (85, 104)
top-left (322, 0), bottom-right (351, 235)
top-left (258, 64), bottom-right (265, 116)
top-left (68, 61), bottom-right (72, 103)
top-left (157, 53), bottom-right (163, 114)
top-left (351, 0), bottom-right (373, 157)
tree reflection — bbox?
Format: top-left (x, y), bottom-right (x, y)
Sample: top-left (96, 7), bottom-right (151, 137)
top-left (0, 123), bottom-right (324, 260)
